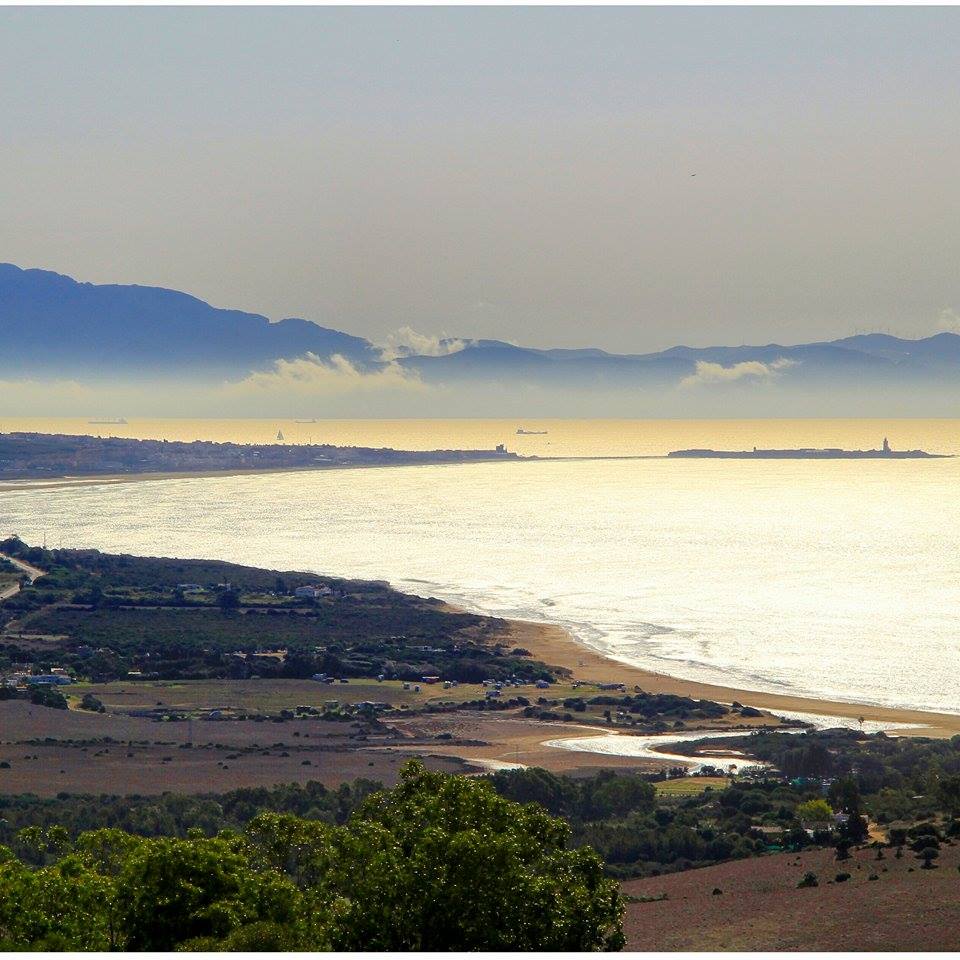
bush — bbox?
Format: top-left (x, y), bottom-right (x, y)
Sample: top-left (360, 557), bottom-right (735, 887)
top-left (797, 872), bottom-right (818, 888)
top-left (27, 686), bottom-right (68, 710)
top-left (917, 846), bottom-right (940, 869)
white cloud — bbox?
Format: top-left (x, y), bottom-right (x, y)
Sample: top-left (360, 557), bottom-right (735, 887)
top-left (0, 356), bottom-right (433, 419)
top-left (938, 308), bottom-right (960, 333)
top-left (379, 326), bottom-right (474, 361)
top-left (224, 353), bottom-right (427, 398)
top-left (680, 357), bottom-right (798, 388)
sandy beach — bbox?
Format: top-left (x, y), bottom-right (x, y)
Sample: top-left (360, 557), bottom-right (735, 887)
top-left (0, 457), bottom-right (531, 493)
top-left (496, 617), bottom-right (960, 739)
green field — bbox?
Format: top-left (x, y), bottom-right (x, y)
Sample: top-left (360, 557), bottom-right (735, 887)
top-left (655, 776), bottom-right (729, 796)
top-left (66, 678), bottom-right (589, 714)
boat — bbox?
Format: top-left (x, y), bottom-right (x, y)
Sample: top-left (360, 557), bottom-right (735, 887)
top-left (516, 427), bottom-right (548, 435)
top-left (276, 429), bottom-right (285, 442)
top-left (88, 418), bottom-right (127, 425)
top-left (294, 418), bottom-right (317, 424)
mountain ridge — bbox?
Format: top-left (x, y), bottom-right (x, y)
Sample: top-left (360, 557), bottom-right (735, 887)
top-left (4, 263), bottom-right (960, 391)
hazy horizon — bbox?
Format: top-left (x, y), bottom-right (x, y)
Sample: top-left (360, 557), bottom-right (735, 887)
top-left (4, 6), bottom-right (960, 354)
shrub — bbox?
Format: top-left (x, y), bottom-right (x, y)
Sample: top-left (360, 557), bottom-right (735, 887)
top-left (797, 872), bottom-right (818, 888)
top-left (917, 846), bottom-right (940, 870)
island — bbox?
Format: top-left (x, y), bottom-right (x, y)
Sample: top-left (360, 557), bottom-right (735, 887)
top-left (667, 438), bottom-right (951, 459)
top-left (0, 431), bottom-right (519, 480)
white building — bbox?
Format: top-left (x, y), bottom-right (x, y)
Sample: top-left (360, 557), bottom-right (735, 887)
top-left (295, 585), bottom-right (332, 599)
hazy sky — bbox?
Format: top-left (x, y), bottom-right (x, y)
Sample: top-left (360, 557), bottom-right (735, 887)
top-left (3, 6), bottom-right (960, 353)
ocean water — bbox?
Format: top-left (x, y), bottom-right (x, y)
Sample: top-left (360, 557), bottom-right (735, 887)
top-left (2, 418), bottom-right (959, 713)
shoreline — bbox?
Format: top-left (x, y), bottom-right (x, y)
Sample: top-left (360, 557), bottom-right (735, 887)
top-left (494, 616), bottom-right (960, 739)
top-left (0, 458), bottom-right (530, 492)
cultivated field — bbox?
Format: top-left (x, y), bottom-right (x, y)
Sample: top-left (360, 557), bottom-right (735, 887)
top-left (655, 775), bottom-right (729, 796)
top-left (0, 700), bottom-right (466, 795)
top-left (65, 678), bottom-right (590, 713)
top-left (623, 841), bottom-right (960, 951)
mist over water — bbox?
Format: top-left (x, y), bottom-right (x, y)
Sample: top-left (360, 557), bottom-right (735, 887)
top-left (3, 419), bottom-right (959, 713)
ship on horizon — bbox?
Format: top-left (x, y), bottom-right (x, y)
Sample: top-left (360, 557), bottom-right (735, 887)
top-left (668, 438), bottom-right (952, 460)
top-left (87, 417), bottom-right (127, 425)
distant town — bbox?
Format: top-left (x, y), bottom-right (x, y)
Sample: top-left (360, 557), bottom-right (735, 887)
top-left (0, 432), bottom-right (518, 480)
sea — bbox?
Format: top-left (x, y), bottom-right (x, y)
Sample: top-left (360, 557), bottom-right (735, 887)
top-left (2, 417), bottom-right (959, 714)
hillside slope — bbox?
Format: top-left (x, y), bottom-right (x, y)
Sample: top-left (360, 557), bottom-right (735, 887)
top-left (624, 842), bottom-right (960, 951)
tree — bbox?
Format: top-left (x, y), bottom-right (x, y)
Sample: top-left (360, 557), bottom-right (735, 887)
top-left (217, 589), bottom-right (240, 612)
top-left (0, 762), bottom-right (624, 952)
top-left (27, 686), bottom-right (67, 710)
top-left (937, 774), bottom-right (960, 818)
top-left (79, 693), bottom-right (104, 713)
top-left (829, 776), bottom-right (864, 817)
top-left (796, 798), bottom-right (833, 823)
top-left (115, 836), bottom-right (301, 950)
top-left (917, 845), bottom-right (940, 870)
top-left (284, 759), bottom-right (625, 951)
top-left (0, 858), bottom-right (115, 950)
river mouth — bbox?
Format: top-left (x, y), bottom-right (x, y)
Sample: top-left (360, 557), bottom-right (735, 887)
top-left (543, 712), bottom-right (926, 772)
top-left (543, 728), bottom-right (779, 773)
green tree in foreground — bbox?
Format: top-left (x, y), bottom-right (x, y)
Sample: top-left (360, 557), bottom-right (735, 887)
top-left (0, 760), bottom-right (624, 952)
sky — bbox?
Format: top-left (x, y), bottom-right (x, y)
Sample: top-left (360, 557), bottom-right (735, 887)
top-left (3, 6), bottom-right (960, 354)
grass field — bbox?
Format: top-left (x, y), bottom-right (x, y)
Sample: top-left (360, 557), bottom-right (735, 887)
top-left (66, 678), bottom-right (590, 714)
top-left (655, 775), bottom-right (729, 796)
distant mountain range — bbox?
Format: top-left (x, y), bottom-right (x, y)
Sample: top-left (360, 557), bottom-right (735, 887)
top-left (4, 263), bottom-right (960, 401)
top-left (0, 263), bottom-right (377, 377)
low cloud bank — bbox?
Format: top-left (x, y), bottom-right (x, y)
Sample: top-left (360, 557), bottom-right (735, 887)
top-left (226, 352), bottom-right (426, 398)
top-left (680, 357), bottom-right (797, 387)
top-left (0, 354), bottom-right (429, 418)
top-left (379, 327), bottom-right (474, 361)
top-left (938, 308), bottom-right (960, 333)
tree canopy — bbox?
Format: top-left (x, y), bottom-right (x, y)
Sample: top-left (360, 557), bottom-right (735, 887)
top-left (0, 760), bottom-right (624, 952)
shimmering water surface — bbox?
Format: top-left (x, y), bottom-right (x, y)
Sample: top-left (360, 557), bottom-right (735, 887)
top-left (2, 418), bottom-right (959, 713)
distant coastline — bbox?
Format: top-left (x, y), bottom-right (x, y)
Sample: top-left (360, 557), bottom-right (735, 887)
top-left (668, 438), bottom-right (951, 459)
top-left (0, 431), bottom-right (521, 482)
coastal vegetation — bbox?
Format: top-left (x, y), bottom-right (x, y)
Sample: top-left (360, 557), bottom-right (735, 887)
top-left (0, 761), bottom-right (624, 952)
top-left (6, 728), bottom-right (960, 880)
top-left (0, 539), bottom-right (560, 686)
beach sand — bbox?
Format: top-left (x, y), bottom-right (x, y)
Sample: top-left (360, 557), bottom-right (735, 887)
top-left (496, 617), bottom-right (960, 739)
top-left (0, 455), bottom-right (531, 493)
